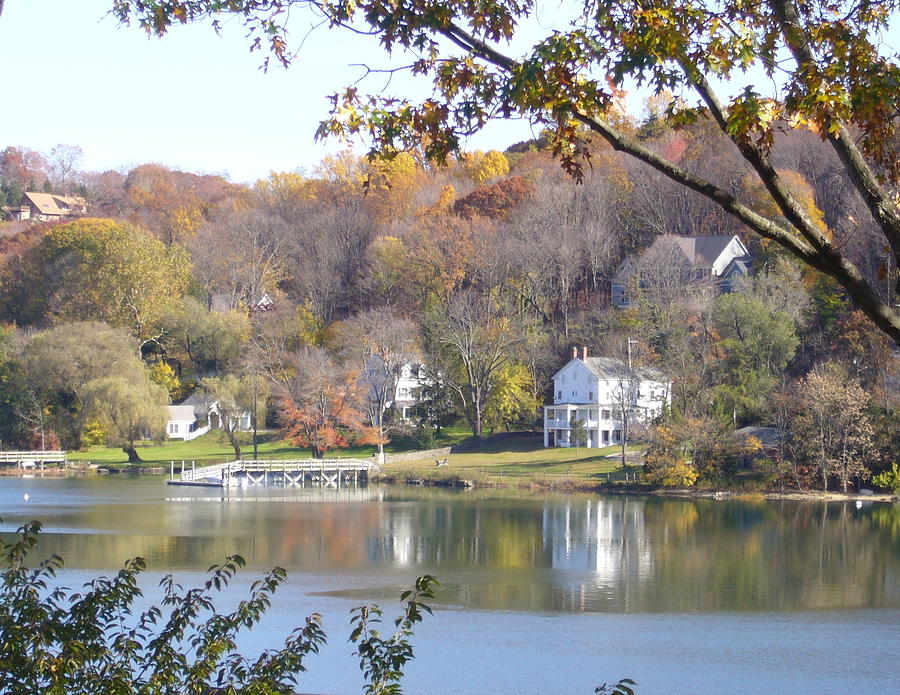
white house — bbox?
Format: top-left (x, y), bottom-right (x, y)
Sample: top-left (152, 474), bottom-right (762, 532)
top-left (612, 234), bottom-right (751, 307)
top-left (164, 393), bottom-right (252, 441)
top-left (165, 405), bottom-right (204, 441)
top-left (390, 363), bottom-right (429, 420)
top-left (543, 347), bottom-right (671, 448)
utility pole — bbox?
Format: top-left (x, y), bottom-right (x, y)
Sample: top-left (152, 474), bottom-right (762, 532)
top-left (626, 338), bottom-right (638, 369)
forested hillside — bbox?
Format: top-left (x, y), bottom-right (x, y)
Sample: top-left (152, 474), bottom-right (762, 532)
top-left (0, 115), bottom-right (897, 490)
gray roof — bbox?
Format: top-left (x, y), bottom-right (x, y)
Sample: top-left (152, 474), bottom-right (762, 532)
top-left (733, 426), bottom-right (782, 449)
top-left (179, 392), bottom-right (215, 417)
top-left (166, 405), bottom-right (196, 422)
top-left (616, 234), bottom-right (744, 279)
top-left (581, 356), bottom-right (668, 383)
top-left (685, 235), bottom-right (739, 267)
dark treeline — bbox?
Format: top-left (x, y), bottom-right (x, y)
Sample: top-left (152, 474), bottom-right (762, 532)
top-left (0, 113), bottom-right (897, 489)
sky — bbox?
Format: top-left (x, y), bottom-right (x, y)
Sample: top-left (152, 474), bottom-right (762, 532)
top-left (1, 1), bottom-right (897, 184)
top-left (0, 0), bottom-right (542, 183)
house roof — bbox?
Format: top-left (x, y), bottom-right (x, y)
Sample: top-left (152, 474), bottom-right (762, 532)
top-left (616, 234), bottom-right (747, 279)
top-left (559, 356), bottom-right (668, 383)
top-left (166, 405), bottom-right (196, 422)
top-left (667, 235), bottom-right (744, 268)
top-left (733, 426), bottom-right (782, 449)
top-left (21, 192), bottom-right (85, 216)
top-left (179, 392), bottom-right (216, 417)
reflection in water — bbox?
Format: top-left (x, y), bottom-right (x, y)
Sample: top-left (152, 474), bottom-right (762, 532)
top-left (0, 477), bottom-right (897, 613)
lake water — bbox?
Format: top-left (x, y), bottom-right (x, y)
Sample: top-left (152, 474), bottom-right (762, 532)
top-left (1, 476), bottom-right (898, 694)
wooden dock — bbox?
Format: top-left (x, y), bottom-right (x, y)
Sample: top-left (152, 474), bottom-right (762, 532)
top-left (168, 458), bottom-right (378, 488)
top-left (0, 450), bottom-right (66, 469)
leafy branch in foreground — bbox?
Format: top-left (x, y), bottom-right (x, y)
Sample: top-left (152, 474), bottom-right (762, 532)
top-left (1, 520), bottom-right (632, 694)
top-left (111, 0), bottom-right (900, 343)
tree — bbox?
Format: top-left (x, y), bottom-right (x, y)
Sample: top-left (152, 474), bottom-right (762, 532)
top-left (335, 308), bottom-right (420, 462)
top-left (114, 0), bottom-right (900, 342)
top-left (793, 363), bottom-right (875, 492)
top-left (47, 144), bottom-right (84, 192)
top-left (23, 322), bottom-right (155, 449)
top-left (276, 347), bottom-right (379, 458)
top-left (191, 208), bottom-right (288, 312)
top-left (424, 290), bottom-right (522, 438)
top-left (711, 292), bottom-right (799, 424)
top-left (201, 374), bottom-right (268, 460)
top-left (4, 218), bottom-right (192, 343)
top-left (83, 376), bottom-right (169, 462)
top-left (162, 297), bottom-right (249, 377)
top-left (484, 362), bottom-right (541, 432)
top-left (0, 521), bottom-right (439, 695)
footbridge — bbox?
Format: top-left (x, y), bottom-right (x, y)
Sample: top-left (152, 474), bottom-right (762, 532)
top-left (168, 458), bottom-right (379, 488)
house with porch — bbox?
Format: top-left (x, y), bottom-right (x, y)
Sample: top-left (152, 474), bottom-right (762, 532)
top-left (543, 347), bottom-right (671, 448)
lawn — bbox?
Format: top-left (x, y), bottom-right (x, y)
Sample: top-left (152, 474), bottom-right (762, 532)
top-left (382, 434), bottom-right (645, 484)
top-left (66, 427), bottom-right (473, 466)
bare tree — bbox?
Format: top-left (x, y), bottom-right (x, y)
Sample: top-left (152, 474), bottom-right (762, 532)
top-left (192, 208), bottom-right (288, 312)
top-left (425, 290), bottom-right (523, 438)
top-left (335, 308), bottom-right (419, 462)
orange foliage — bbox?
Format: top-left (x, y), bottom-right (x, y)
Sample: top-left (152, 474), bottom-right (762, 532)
top-left (277, 349), bottom-right (382, 458)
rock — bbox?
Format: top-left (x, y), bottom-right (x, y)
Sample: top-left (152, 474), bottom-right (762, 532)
top-left (859, 488), bottom-right (874, 496)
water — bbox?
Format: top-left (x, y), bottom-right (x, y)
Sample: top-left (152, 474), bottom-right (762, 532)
top-left (1, 476), bottom-right (898, 694)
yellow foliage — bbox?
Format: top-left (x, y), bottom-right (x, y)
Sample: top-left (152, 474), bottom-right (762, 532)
top-left (459, 150), bottom-right (510, 185)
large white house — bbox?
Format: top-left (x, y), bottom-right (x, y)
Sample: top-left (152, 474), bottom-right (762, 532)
top-left (543, 348), bottom-right (671, 448)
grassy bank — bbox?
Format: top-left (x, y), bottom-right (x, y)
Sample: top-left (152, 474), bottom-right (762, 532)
top-left (65, 427), bottom-right (473, 466)
top-left (378, 434), bottom-right (643, 488)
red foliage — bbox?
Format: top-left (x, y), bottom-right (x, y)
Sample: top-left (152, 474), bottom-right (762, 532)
top-left (452, 176), bottom-right (534, 219)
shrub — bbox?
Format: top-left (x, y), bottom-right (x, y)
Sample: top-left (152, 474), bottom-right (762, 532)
top-left (0, 520), bottom-right (435, 695)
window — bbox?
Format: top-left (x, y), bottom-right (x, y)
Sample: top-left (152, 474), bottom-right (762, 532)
top-left (168, 423), bottom-right (179, 434)
top-left (546, 409), bottom-right (555, 421)
top-left (589, 391), bottom-right (594, 400)
top-left (613, 429), bottom-right (621, 443)
top-left (557, 390), bottom-right (562, 400)
top-left (601, 409), bottom-right (611, 419)
top-left (602, 430), bottom-right (609, 443)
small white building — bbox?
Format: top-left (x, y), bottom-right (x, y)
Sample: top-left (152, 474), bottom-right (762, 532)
top-left (543, 347), bottom-right (670, 448)
top-left (165, 405), bottom-right (202, 440)
top-left (164, 394), bottom-right (252, 441)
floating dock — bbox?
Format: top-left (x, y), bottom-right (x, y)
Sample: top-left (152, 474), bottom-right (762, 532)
top-left (167, 458), bottom-right (378, 488)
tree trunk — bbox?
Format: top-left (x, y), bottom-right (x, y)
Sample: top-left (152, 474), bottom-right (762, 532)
top-left (312, 445), bottom-right (323, 459)
top-left (123, 445), bottom-right (141, 463)
top-left (227, 433), bottom-right (242, 461)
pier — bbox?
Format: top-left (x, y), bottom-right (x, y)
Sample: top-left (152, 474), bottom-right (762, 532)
top-left (167, 458), bottom-right (378, 488)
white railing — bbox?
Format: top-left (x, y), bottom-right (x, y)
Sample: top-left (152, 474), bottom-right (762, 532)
top-left (176, 458), bottom-right (378, 483)
top-left (184, 424), bottom-right (211, 441)
top-left (0, 450), bottom-right (66, 468)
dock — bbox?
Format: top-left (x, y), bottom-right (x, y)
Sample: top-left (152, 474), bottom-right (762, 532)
top-left (167, 458), bottom-right (378, 488)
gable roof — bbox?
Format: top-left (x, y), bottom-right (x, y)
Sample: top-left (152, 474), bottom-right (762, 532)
top-left (166, 405), bottom-right (196, 422)
top-left (670, 235), bottom-right (741, 268)
top-left (21, 192), bottom-right (85, 216)
top-left (556, 356), bottom-right (668, 383)
top-left (616, 234), bottom-right (747, 280)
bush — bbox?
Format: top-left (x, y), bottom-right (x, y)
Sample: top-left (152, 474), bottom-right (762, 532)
top-left (872, 462), bottom-right (900, 494)
top-left (0, 520), bottom-right (435, 695)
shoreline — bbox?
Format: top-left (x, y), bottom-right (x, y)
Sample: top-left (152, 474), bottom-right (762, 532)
top-left (2, 465), bottom-right (896, 503)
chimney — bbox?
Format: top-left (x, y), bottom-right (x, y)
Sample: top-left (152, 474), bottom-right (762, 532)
top-left (572, 346), bottom-right (578, 359)
top-left (582, 346), bottom-right (588, 360)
